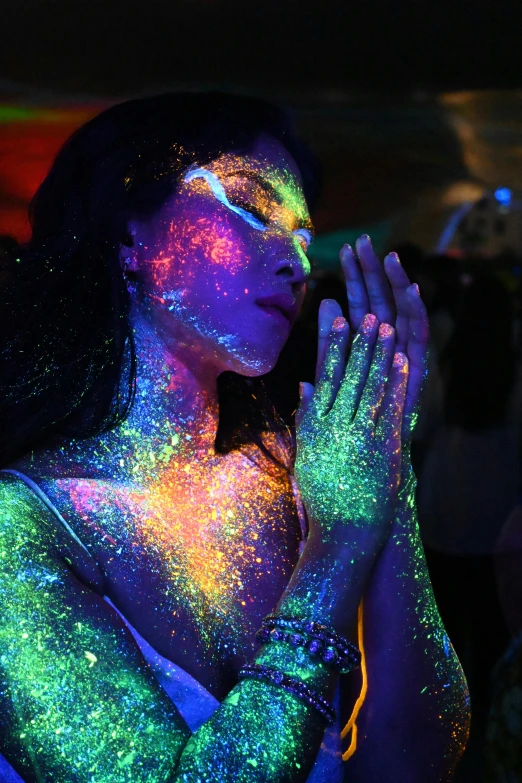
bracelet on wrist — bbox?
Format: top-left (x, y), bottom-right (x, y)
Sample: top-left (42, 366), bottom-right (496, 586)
top-left (238, 663), bottom-right (336, 725)
top-left (256, 614), bottom-right (361, 675)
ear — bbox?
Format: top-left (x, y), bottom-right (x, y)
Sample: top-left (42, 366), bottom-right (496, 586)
top-left (121, 221), bottom-right (138, 248)
top-left (119, 221), bottom-right (139, 272)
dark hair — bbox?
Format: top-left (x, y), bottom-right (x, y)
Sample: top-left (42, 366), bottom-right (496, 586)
top-left (442, 274), bottom-right (516, 431)
top-left (0, 92), bottom-right (321, 466)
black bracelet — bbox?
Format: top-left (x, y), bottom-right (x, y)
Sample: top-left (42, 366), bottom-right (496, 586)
top-left (238, 663), bottom-right (336, 725)
top-left (256, 614), bottom-right (361, 674)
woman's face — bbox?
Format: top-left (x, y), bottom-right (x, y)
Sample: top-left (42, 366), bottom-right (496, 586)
top-left (131, 134), bottom-right (314, 376)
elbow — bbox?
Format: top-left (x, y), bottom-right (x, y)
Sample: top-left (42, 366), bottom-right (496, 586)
top-left (437, 671), bottom-right (471, 780)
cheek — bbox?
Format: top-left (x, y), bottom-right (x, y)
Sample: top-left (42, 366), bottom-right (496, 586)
top-left (145, 214), bottom-right (257, 298)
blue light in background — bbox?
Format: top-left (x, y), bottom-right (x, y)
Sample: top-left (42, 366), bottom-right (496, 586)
top-left (494, 187), bottom-right (512, 206)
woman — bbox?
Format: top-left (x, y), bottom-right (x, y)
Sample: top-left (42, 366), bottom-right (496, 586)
top-left (0, 93), bottom-right (469, 782)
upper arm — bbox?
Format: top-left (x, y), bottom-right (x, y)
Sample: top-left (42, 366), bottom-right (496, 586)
top-left (0, 476), bottom-right (190, 782)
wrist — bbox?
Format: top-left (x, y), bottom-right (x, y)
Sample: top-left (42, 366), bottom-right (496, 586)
top-left (305, 527), bottom-right (379, 566)
top-left (281, 535), bottom-right (374, 640)
top-left (305, 518), bottom-right (389, 566)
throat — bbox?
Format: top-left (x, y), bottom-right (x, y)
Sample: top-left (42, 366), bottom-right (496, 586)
top-left (104, 315), bottom-right (222, 482)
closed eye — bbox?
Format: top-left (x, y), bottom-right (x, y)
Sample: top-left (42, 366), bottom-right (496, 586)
top-left (228, 198), bottom-right (270, 227)
top-left (183, 166), bottom-right (268, 232)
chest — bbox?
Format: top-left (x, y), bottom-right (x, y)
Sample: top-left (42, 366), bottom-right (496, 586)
top-left (44, 452), bottom-right (303, 696)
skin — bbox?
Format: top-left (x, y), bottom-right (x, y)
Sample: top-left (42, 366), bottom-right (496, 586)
top-left (331, 238), bottom-right (470, 778)
top-left (0, 134), bottom-right (469, 782)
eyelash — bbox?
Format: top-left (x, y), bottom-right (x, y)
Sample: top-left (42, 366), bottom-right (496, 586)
top-left (230, 199), bottom-right (270, 226)
top-left (230, 198), bottom-right (313, 252)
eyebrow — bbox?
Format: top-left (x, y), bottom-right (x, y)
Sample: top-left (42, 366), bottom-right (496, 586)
top-left (222, 168), bottom-right (315, 234)
top-left (221, 169), bottom-right (281, 203)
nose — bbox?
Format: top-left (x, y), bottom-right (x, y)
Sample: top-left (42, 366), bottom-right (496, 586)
top-left (271, 247), bottom-right (310, 288)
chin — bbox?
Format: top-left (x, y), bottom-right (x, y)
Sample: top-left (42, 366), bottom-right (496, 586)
top-left (223, 341), bottom-right (282, 377)
top-left (226, 354), bottom-right (278, 377)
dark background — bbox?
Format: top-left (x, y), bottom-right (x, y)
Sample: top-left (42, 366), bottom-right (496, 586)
top-left (2, 0), bottom-right (522, 97)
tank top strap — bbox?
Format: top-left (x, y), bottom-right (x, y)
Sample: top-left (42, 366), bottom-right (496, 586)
top-left (0, 468), bottom-right (104, 593)
top-left (0, 469), bottom-right (92, 557)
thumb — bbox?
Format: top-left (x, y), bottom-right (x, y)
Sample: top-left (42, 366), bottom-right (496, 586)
top-left (296, 381), bottom-right (315, 427)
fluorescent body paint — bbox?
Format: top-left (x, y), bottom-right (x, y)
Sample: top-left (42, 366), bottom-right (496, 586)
top-left (184, 166), bottom-right (268, 232)
top-left (183, 166), bottom-right (313, 261)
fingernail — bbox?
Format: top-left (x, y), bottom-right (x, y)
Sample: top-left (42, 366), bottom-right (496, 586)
top-left (362, 313), bottom-right (377, 331)
top-left (319, 299), bottom-right (336, 336)
top-left (332, 316), bottom-right (348, 333)
top-left (378, 323), bottom-right (394, 338)
top-left (360, 234), bottom-right (371, 243)
top-left (408, 283), bottom-right (420, 296)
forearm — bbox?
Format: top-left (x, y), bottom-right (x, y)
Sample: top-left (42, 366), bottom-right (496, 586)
top-left (345, 471), bottom-right (470, 782)
top-left (173, 537), bottom-right (369, 783)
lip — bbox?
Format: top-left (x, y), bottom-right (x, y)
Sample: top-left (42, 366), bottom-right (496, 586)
top-left (255, 293), bottom-right (297, 323)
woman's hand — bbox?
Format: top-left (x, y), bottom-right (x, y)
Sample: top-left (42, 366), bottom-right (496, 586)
top-left (294, 305), bottom-right (408, 554)
top-left (338, 236), bottom-right (429, 445)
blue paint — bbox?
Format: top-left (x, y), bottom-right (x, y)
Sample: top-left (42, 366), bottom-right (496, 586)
top-left (183, 166), bottom-right (268, 231)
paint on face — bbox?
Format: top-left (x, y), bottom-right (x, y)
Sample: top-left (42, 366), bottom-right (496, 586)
top-left (183, 165), bottom-right (314, 264)
top-left (183, 166), bottom-right (269, 232)
top-left (136, 141), bottom-right (314, 376)
top-left (180, 157), bottom-right (314, 276)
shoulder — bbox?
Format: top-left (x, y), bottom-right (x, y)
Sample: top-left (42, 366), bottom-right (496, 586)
top-left (0, 471), bottom-right (105, 593)
top-left (0, 470), bottom-right (52, 527)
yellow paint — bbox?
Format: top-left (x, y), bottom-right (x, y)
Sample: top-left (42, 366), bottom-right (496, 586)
top-left (341, 601), bottom-right (367, 761)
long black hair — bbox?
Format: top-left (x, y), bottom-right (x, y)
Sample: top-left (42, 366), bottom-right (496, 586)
top-left (0, 92), bottom-right (321, 466)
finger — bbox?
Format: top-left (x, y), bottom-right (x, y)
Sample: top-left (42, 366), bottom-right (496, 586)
top-left (313, 316), bottom-right (351, 417)
top-left (383, 251), bottom-right (412, 352)
top-left (355, 235), bottom-right (396, 325)
top-left (315, 298), bottom-right (344, 385)
top-left (333, 312), bottom-right (379, 421)
top-left (376, 352), bottom-right (409, 467)
top-left (402, 283), bottom-right (429, 440)
top-left (354, 323), bottom-right (396, 428)
top-left (296, 381), bottom-right (315, 428)
top-left (340, 243), bottom-right (369, 332)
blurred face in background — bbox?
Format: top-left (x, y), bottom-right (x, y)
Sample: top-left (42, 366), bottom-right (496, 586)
top-left (130, 134), bottom-right (314, 376)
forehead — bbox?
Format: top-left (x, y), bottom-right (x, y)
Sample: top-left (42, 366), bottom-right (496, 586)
top-left (204, 133), bottom-right (308, 208)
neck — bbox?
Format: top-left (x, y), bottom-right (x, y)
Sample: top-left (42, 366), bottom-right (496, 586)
top-left (56, 311), bottom-right (224, 484)
top-left (126, 311), bottom-right (221, 462)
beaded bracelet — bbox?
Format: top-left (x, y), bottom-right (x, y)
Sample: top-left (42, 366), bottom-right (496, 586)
top-left (256, 614), bottom-right (361, 674)
top-left (238, 663), bottom-right (336, 725)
